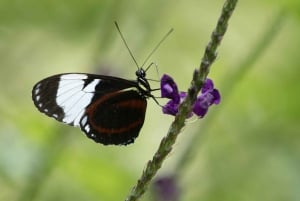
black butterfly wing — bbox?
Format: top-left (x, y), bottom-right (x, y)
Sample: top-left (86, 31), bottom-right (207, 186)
top-left (80, 90), bottom-right (147, 145)
top-left (32, 73), bottom-right (147, 145)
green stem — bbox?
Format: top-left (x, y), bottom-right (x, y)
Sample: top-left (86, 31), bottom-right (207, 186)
top-left (125, 0), bottom-right (238, 200)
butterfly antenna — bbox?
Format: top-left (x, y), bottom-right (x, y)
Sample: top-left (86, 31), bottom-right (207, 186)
top-left (115, 21), bottom-right (140, 69)
top-left (141, 28), bottom-right (174, 69)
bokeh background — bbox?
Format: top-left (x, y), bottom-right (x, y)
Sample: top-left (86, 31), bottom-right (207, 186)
top-left (0, 0), bottom-right (299, 201)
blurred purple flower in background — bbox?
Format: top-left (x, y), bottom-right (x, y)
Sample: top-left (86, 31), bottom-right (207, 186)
top-left (160, 74), bottom-right (221, 118)
top-left (153, 175), bottom-right (180, 201)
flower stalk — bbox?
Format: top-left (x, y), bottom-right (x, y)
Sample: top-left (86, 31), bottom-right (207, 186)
top-left (125, 0), bottom-right (238, 200)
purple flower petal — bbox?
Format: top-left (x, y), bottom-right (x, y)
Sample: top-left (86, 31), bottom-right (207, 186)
top-left (193, 88), bottom-right (221, 117)
top-left (153, 175), bottom-right (180, 201)
top-left (211, 89), bottom-right (221, 104)
top-left (160, 74), bottom-right (180, 102)
top-left (162, 99), bottom-right (179, 115)
top-left (193, 92), bottom-right (214, 117)
top-left (192, 103), bottom-right (208, 117)
top-left (179, 92), bottom-right (187, 101)
top-left (201, 78), bottom-right (214, 93)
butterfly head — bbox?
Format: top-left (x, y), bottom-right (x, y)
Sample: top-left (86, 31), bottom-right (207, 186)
top-left (136, 68), bottom-right (146, 79)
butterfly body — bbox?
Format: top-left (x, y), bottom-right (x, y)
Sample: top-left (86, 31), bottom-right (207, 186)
top-left (32, 71), bottom-right (151, 145)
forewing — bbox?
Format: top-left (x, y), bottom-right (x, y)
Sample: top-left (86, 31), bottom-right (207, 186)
top-left (32, 74), bottom-right (97, 126)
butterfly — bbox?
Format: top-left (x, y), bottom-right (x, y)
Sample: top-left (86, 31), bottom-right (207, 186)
top-left (32, 70), bottom-right (153, 145)
top-left (32, 22), bottom-right (173, 146)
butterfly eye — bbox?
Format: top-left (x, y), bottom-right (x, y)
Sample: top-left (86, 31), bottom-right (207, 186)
top-left (136, 69), bottom-right (146, 78)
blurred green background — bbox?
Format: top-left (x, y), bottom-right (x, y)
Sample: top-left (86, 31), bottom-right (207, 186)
top-left (1, 0), bottom-right (300, 201)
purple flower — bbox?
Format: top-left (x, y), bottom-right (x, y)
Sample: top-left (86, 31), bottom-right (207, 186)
top-left (160, 74), bottom-right (180, 103)
top-left (153, 175), bottom-right (180, 201)
top-left (162, 92), bottom-right (187, 115)
top-left (192, 88), bottom-right (221, 117)
top-left (160, 74), bottom-right (221, 118)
